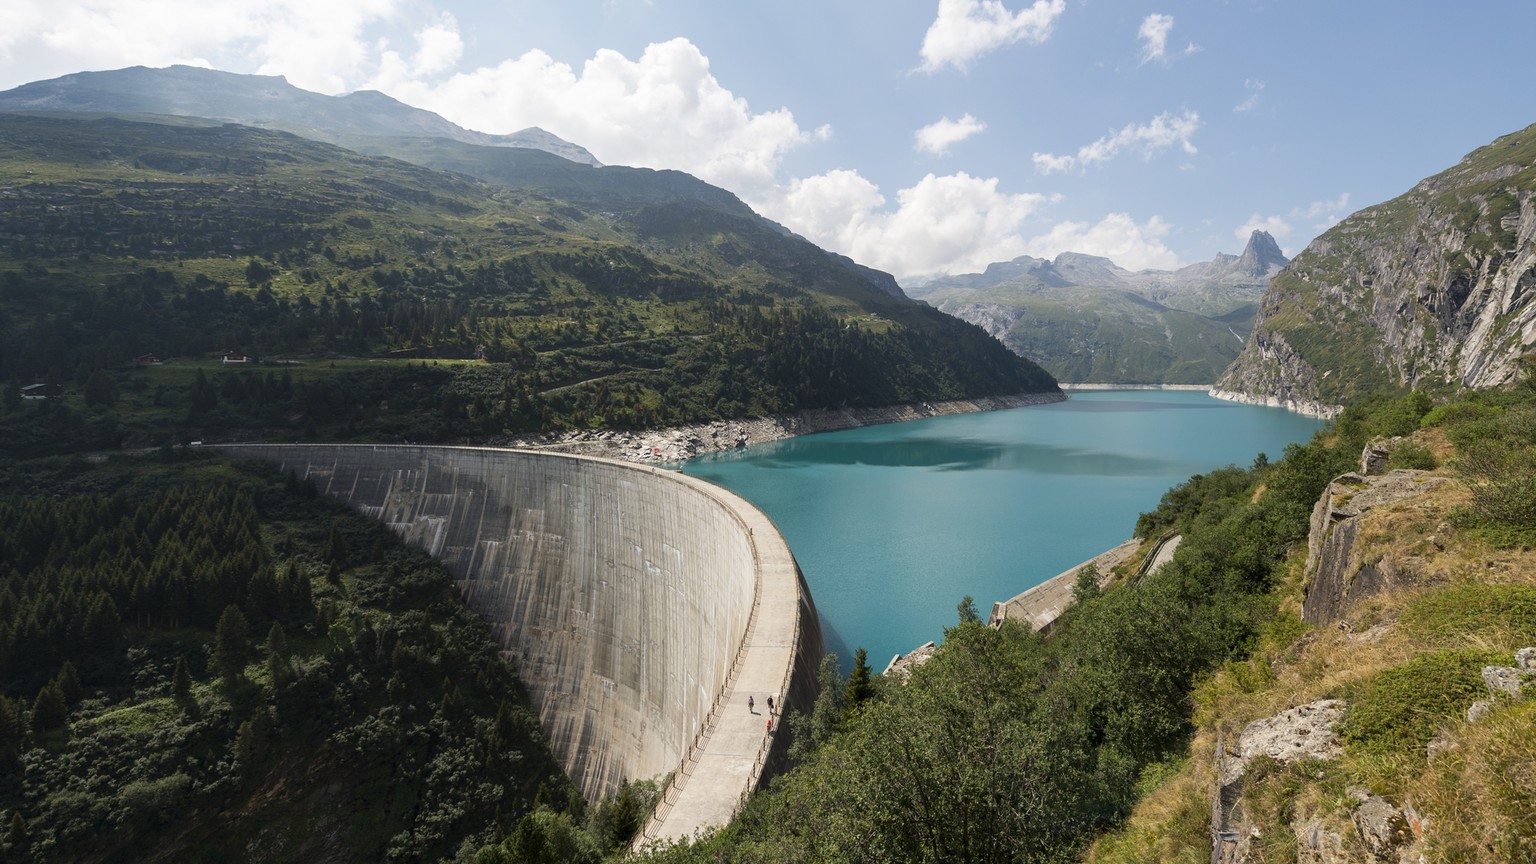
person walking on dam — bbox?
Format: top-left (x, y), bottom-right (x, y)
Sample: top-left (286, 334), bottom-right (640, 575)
top-left (747, 695), bottom-right (755, 713)
top-left (766, 695), bottom-right (774, 715)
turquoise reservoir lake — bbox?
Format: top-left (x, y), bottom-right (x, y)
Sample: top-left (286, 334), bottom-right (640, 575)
top-left (682, 390), bottom-right (1325, 669)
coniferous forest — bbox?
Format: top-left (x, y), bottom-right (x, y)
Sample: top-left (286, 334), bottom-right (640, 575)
top-left (0, 454), bottom-right (575, 862)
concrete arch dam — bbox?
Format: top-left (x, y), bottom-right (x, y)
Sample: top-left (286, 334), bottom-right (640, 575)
top-left (218, 444), bottom-right (823, 835)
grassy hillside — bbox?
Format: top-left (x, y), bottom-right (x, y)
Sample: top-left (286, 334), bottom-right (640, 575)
top-left (1089, 387), bottom-right (1536, 863)
top-left (0, 114), bottom-right (1054, 457)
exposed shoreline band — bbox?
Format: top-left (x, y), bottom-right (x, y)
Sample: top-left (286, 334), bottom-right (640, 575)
top-left (495, 391), bottom-right (1067, 463)
top-left (1208, 387), bottom-right (1343, 419)
top-left (1059, 383), bottom-right (1213, 391)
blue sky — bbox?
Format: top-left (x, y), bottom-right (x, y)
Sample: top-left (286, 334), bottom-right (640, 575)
top-left (4, 1), bottom-right (1534, 282)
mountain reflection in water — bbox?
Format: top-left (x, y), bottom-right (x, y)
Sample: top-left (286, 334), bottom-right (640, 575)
top-left (736, 437), bottom-right (1176, 476)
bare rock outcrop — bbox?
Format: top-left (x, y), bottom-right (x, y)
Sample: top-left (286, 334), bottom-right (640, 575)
top-left (1293, 817), bottom-right (1350, 864)
top-left (1350, 787), bottom-right (1414, 860)
top-left (1213, 700), bottom-right (1347, 864)
top-left (1290, 788), bottom-right (1419, 864)
top-left (1210, 329), bottom-right (1344, 419)
top-left (1468, 646), bottom-right (1536, 720)
top-left (1359, 436), bottom-right (1406, 475)
top-left (1302, 471), bottom-right (1446, 624)
top-left (1213, 703), bottom-right (1429, 864)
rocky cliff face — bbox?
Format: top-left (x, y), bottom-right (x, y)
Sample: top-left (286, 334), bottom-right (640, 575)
top-left (1217, 122), bottom-right (1536, 409)
top-left (1301, 469), bottom-right (1446, 624)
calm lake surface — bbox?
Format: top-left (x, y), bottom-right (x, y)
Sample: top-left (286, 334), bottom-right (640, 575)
top-left (682, 390), bottom-right (1325, 669)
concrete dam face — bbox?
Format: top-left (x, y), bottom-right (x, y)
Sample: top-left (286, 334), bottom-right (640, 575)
top-left (219, 444), bottom-right (823, 827)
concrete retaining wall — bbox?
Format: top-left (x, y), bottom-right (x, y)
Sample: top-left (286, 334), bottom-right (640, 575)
top-left (988, 539), bottom-right (1141, 632)
top-left (218, 444), bottom-right (822, 815)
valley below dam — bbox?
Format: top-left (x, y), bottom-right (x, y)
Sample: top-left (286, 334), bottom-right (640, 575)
top-left (682, 390), bottom-right (1325, 668)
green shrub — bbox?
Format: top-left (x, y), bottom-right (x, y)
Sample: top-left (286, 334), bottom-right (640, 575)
top-left (1366, 391), bottom-right (1433, 438)
top-left (1420, 400), bottom-right (1498, 431)
top-left (118, 773), bottom-right (192, 824)
top-left (1341, 649), bottom-right (1505, 757)
top-left (1458, 438), bottom-right (1536, 533)
top-left (1401, 584), bottom-right (1536, 647)
top-left (1385, 439), bottom-right (1437, 470)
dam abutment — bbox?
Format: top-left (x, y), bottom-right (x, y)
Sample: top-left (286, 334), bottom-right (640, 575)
top-left (216, 444), bottom-right (823, 839)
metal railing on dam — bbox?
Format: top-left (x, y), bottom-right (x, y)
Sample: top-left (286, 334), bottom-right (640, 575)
top-left (216, 444), bottom-right (823, 839)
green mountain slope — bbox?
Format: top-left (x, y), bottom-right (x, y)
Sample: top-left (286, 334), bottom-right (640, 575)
top-left (1217, 121), bottom-right (1536, 410)
top-left (0, 113), bottom-right (1054, 455)
top-left (0, 64), bottom-right (602, 164)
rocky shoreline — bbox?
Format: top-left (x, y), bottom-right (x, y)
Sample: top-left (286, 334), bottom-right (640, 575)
top-left (488, 391), bottom-right (1067, 464)
top-left (1060, 383), bottom-right (1212, 391)
top-left (1208, 387), bottom-right (1342, 420)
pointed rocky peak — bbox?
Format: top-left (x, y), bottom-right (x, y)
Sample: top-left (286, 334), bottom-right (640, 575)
top-left (1235, 230), bottom-right (1288, 277)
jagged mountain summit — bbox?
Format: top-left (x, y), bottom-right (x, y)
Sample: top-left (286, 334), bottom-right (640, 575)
top-left (0, 65), bottom-right (602, 166)
top-left (1234, 227), bottom-right (1289, 276)
top-left (906, 231), bottom-right (1287, 384)
top-left (1216, 121), bottom-right (1536, 413)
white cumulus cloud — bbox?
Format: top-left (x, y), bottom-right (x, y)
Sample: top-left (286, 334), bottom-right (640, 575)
top-left (1025, 213), bottom-right (1179, 271)
top-left (1, 0), bottom-right (401, 93)
top-left (408, 17), bottom-right (463, 76)
top-left (371, 13), bottom-right (463, 83)
top-left (1138, 14), bottom-right (1174, 63)
top-left (1030, 152), bottom-right (1076, 174)
top-left (378, 38), bottom-right (819, 203)
top-left (773, 171), bottom-right (1049, 281)
top-left (919, 0), bottom-right (1066, 73)
top-left (1295, 192), bottom-right (1350, 225)
top-left (1234, 213), bottom-right (1292, 243)
top-left (381, 36), bottom-right (1053, 281)
top-left (1033, 109), bottom-right (1201, 174)
top-left (915, 114), bottom-right (987, 155)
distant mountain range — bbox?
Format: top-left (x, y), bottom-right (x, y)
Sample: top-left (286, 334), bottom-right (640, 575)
top-left (1217, 121), bottom-right (1536, 413)
top-left (0, 64), bottom-right (602, 165)
top-left (906, 231), bottom-right (1287, 384)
